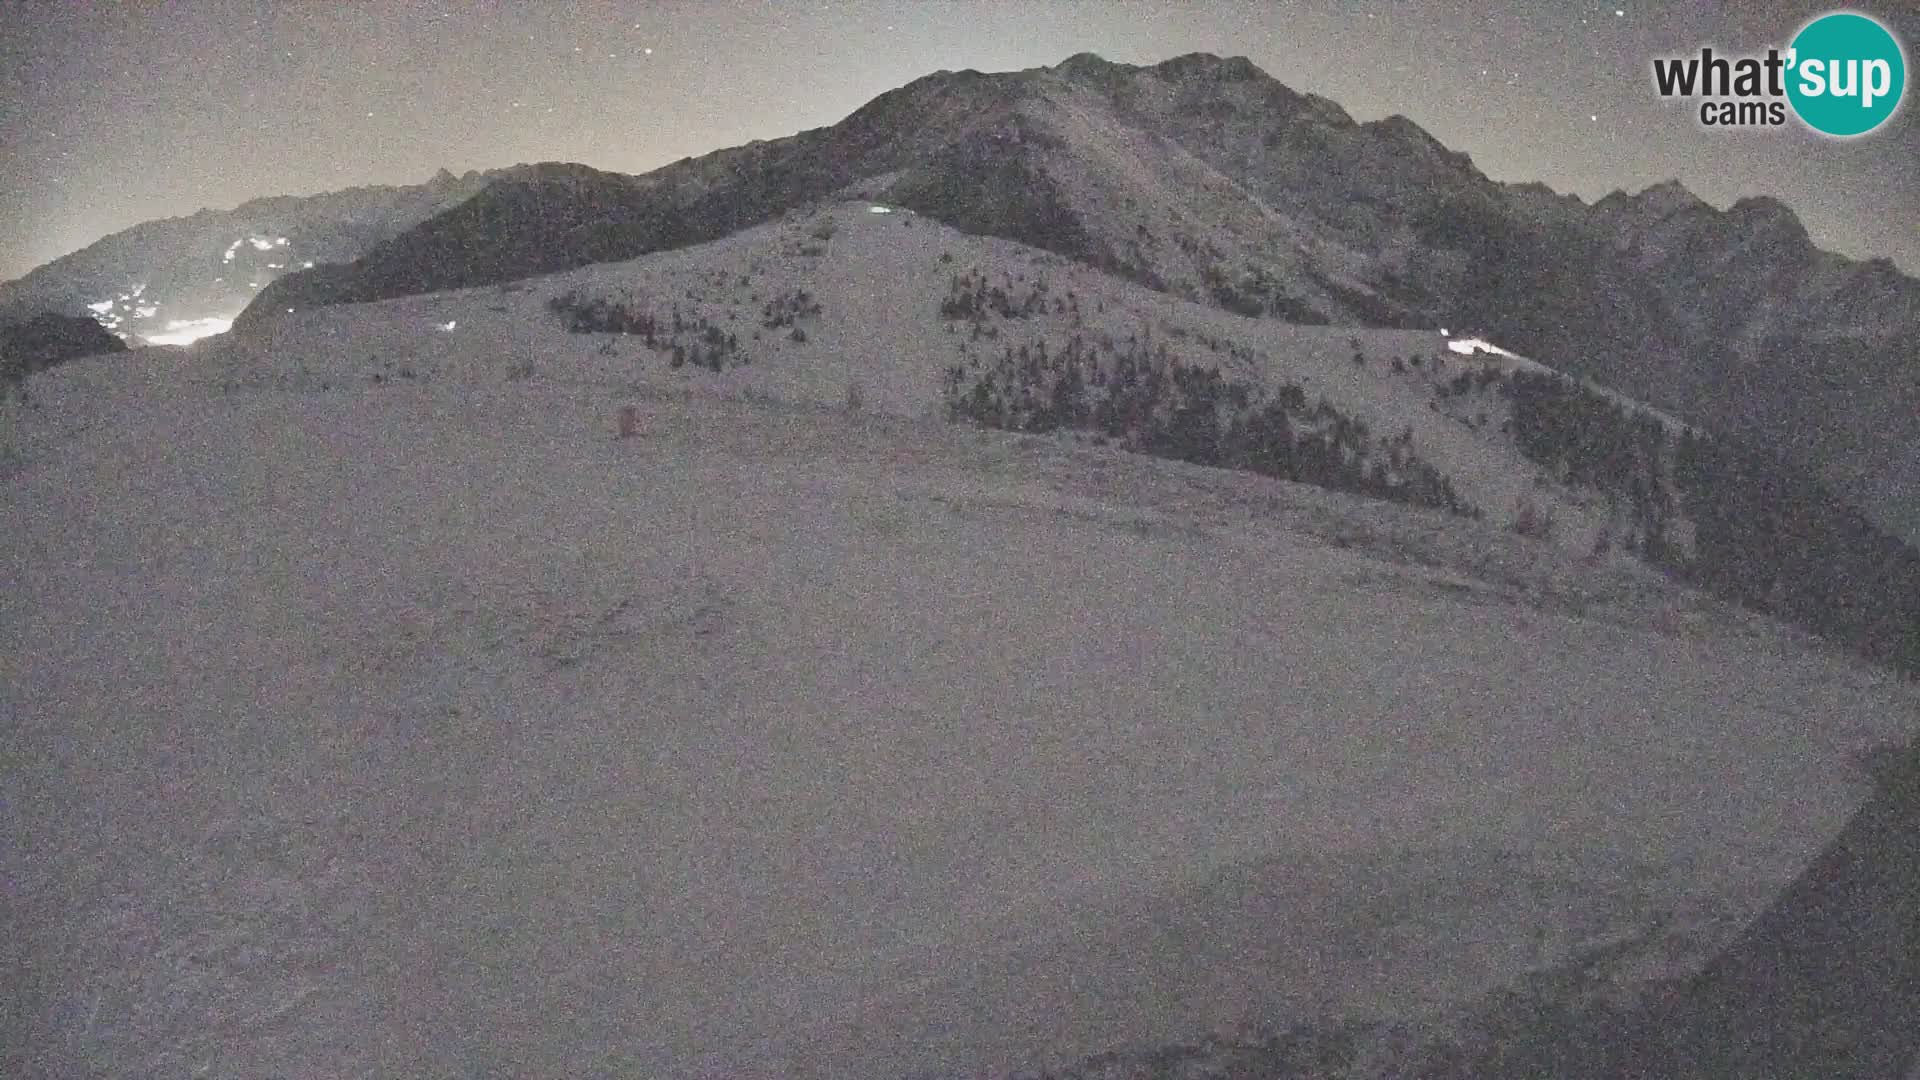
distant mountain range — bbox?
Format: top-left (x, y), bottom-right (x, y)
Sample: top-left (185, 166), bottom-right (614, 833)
top-left (0, 168), bottom-right (501, 344)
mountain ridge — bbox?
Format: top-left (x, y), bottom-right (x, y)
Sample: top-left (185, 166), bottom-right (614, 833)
top-left (229, 53), bottom-right (1920, 540)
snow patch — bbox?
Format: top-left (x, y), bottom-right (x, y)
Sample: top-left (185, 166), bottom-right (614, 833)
top-left (1446, 336), bottom-right (1520, 358)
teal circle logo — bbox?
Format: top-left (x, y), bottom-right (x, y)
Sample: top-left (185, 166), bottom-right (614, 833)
top-left (1786, 11), bottom-right (1906, 136)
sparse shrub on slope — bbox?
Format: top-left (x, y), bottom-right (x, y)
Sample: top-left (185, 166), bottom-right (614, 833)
top-left (939, 268), bottom-right (1047, 323)
top-left (1512, 496), bottom-right (1557, 540)
top-left (761, 288), bottom-right (822, 328)
top-left (1200, 262), bottom-right (1265, 317)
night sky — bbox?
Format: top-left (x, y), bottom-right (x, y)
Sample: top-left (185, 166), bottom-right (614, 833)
top-left (3, 0), bottom-right (1915, 282)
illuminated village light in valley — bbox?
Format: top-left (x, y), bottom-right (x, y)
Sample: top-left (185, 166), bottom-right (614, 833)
top-left (141, 316), bottom-right (234, 346)
top-left (82, 234), bottom-right (297, 346)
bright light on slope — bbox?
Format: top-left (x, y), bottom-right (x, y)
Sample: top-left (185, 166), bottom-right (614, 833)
top-left (87, 300), bottom-right (114, 314)
top-left (143, 317), bottom-right (232, 346)
top-left (1446, 336), bottom-right (1521, 358)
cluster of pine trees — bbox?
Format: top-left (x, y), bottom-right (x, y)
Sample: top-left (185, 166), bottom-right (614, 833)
top-left (939, 268), bottom-right (1053, 322)
top-left (1500, 369), bottom-right (1677, 556)
top-left (941, 327), bottom-right (1476, 519)
top-left (548, 289), bottom-right (658, 338)
top-left (1436, 365), bottom-right (1505, 398)
top-left (1672, 428), bottom-right (1920, 675)
top-left (668, 320), bottom-right (740, 372)
top-left (1495, 364), bottom-right (1920, 676)
top-left (760, 288), bottom-right (822, 329)
top-left (547, 289), bottom-right (743, 373)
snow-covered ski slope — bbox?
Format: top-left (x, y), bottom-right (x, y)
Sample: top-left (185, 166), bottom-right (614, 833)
top-left (197, 203), bottom-right (1716, 555)
top-left (5, 203), bottom-right (1915, 1078)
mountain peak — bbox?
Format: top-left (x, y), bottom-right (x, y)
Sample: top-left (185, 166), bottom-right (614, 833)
top-left (1634, 179), bottom-right (1708, 215)
top-left (1051, 51), bottom-right (1267, 86)
top-left (1510, 180), bottom-right (1585, 204)
top-left (1047, 52), bottom-right (1137, 94)
top-left (1727, 194), bottom-right (1811, 249)
top-left (1727, 194), bottom-right (1798, 222)
top-left (1368, 113), bottom-right (1436, 139)
top-left (1361, 114), bottom-right (1475, 171)
top-left (1054, 52), bottom-right (1124, 76)
top-left (1152, 52), bottom-right (1264, 82)
top-left (1593, 179), bottom-right (1707, 220)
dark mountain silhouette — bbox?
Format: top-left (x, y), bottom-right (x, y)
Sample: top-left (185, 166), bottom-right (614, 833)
top-left (1, 311), bottom-right (127, 390)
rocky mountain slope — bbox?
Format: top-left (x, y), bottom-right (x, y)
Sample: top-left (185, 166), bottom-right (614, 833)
top-left (0, 169), bottom-right (499, 344)
top-left (239, 52), bottom-right (1920, 545)
top-left (7, 201), bottom-right (1918, 1076)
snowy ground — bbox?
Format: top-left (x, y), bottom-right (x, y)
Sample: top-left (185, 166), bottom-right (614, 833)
top-left (5, 210), bottom-right (1917, 1078)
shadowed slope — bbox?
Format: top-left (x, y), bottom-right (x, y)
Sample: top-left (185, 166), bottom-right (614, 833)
top-left (1645, 740), bottom-right (1920, 1077)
